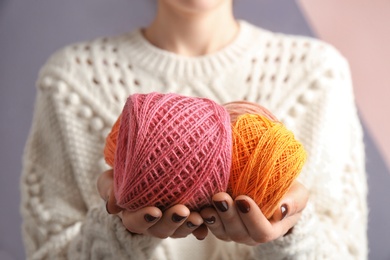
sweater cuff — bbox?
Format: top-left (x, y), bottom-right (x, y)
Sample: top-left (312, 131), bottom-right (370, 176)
top-left (68, 205), bottom-right (161, 260)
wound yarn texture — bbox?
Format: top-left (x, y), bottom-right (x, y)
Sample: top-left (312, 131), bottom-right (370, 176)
top-left (104, 115), bottom-right (121, 167)
top-left (105, 93), bottom-right (232, 211)
top-left (224, 101), bottom-right (307, 219)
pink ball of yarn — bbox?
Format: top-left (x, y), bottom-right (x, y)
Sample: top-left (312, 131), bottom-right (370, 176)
top-left (114, 92), bottom-right (232, 212)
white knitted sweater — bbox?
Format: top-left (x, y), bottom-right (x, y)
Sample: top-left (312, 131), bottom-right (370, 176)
top-left (21, 20), bottom-right (368, 260)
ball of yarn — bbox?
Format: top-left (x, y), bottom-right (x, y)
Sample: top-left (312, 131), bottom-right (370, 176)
top-left (104, 114), bottom-right (122, 167)
top-left (224, 101), bottom-right (307, 219)
top-left (105, 92), bottom-right (232, 212)
top-left (224, 101), bottom-right (278, 123)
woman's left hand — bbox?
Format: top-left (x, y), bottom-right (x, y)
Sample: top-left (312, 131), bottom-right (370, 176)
top-left (200, 181), bottom-right (309, 246)
top-left (97, 169), bottom-right (208, 240)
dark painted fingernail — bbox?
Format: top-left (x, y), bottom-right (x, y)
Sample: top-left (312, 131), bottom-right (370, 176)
top-left (172, 213), bottom-right (186, 223)
top-left (236, 199), bottom-right (250, 213)
top-left (214, 200), bottom-right (229, 212)
top-left (281, 204), bottom-right (288, 220)
top-left (203, 216), bottom-right (216, 224)
top-left (186, 221), bottom-right (197, 228)
top-left (144, 214), bottom-right (159, 223)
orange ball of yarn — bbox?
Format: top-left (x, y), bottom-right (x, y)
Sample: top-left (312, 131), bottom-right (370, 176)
top-left (104, 114), bottom-right (121, 167)
top-left (224, 101), bottom-right (307, 219)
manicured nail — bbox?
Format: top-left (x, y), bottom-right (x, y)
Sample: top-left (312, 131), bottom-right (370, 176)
top-left (204, 216), bottom-right (216, 224)
top-left (172, 213), bottom-right (186, 223)
top-left (144, 214), bottom-right (159, 223)
top-left (213, 200), bottom-right (229, 212)
top-left (281, 204), bottom-right (288, 220)
top-left (186, 221), bottom-right (197, 228)
top-left (236, 199), bottom-right (250, 213)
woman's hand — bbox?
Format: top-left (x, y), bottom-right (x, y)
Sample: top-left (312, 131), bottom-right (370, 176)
top-left (200, 181), bottom-right (309, 246)
top-left (96, 169), bottom-right (208, 240)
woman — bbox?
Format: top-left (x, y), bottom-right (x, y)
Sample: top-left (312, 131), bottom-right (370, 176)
top-left (21, 0), bottom-right (368, 259)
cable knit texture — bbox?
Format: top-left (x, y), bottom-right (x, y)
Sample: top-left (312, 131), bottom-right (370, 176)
top-left (21, 20), bottom-right (368, 259)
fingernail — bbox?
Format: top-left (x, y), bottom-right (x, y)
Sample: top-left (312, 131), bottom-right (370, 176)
top-left (203, 216), bottom-right (216, 224)
top-left (172, 213), bottom-right (186, 223)
top-left (144, 214), bottom-right (159, 223)
top-left (236, 199), bottom-right (250, 213)
top-left (281, 204), bottom-right (288, 220)
top-left (213, 200), bottom-right (229, 212)
top-left (186, 221), bottom-right (197, 228)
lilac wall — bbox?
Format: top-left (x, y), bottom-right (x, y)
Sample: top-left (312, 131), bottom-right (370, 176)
top-left (1, 1), bottom-right (387, 259)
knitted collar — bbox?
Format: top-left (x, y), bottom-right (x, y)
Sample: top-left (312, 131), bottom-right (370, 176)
top-left (119, 20), bottom-right (264, 78)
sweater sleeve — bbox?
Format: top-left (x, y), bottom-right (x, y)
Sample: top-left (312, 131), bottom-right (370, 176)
top-left (252, 46), bottom-right (368, 259)
top-left (20, 48), bottom-right (161, 259)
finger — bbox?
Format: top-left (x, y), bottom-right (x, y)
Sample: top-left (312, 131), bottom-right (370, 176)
top-left (171, 211), bottom-right (203, 238)
top-left (266, 206), bottom-right (302, 240)
top-left (273, 211), bottom-right (302, 237)
top-left (234, 181), bottom-right (308, 242)
top-left (268, 181), bottom-right (308, 237)
top-left (146, 205), bottom-right (190, 239)
top-left (96, 169), bottom-right (113, 200)
top-left (96, 169), bottom-right (123, 214)
top-left (234, 195), bottom-right (275, 243)
top-left (192, 224), bottom-right (208, 240)
top-left (270, 181), bottom-right (309, 222)
top-left (121, 207), bottom-right (162, 234)
top-left (200, 205), bottom-right (230, 241)
top-left (106, 187), bottom-right (123, 214)
top-left (212, 192), bottom-right (252, 244)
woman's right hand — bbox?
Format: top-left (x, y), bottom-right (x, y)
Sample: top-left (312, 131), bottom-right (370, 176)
top-left (96, 170), bottom-right (208, 240)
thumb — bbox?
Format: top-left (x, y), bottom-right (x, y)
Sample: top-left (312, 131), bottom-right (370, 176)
top-left (97, 169), bottom-right (114, 201)
top-left (96, 169), bottom-right (123, 214)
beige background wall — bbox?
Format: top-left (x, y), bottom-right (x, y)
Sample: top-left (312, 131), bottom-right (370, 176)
top-left (298, 0), bottom-right (390, 170)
